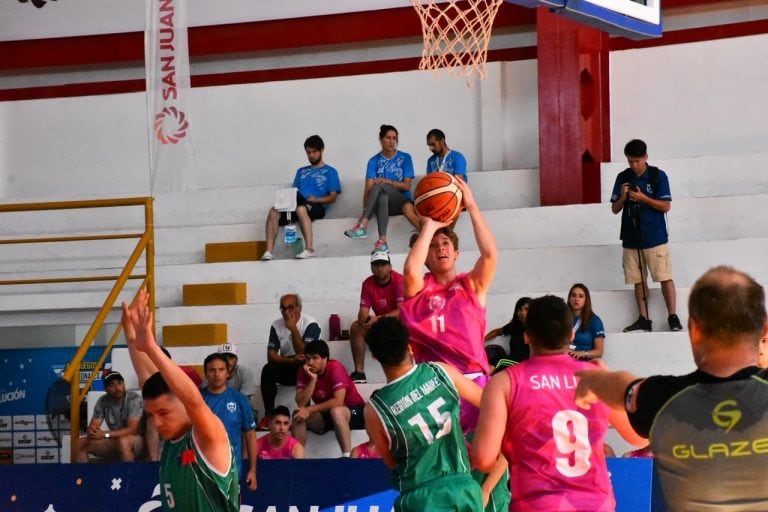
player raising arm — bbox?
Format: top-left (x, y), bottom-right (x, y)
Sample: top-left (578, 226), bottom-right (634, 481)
top-left (401, 178), bottom-right (497, 424)
top-left (122, 289), bottom-right (241, 511)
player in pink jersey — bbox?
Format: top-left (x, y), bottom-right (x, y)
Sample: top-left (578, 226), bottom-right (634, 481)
top-left (472, 295), bottom-right (644, 512)
top-left (256, 406), bottom-right (305, 460)
top-left (402, 177), bottom-right (496, 431)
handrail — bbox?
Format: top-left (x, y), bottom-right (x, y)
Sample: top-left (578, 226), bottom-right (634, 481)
top-left (0, 196), bottom-right (155, 458)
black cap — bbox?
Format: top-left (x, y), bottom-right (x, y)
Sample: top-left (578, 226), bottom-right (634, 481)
top-left (103, 370), bottom-right (124, 385)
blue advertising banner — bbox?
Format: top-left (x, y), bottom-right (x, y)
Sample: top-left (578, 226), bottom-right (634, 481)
top-left (0, 346), bottom-right (112, 464)
top-left (0, 346), bottom-right (113, 416)
top-left (0, 458), bottom-right (658, 512)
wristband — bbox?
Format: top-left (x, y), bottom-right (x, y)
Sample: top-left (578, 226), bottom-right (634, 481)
top-left (624, 378), bottom-right (644, 412)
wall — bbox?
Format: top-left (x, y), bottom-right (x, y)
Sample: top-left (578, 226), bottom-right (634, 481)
top-left (610, 33), bottom-right (768, 159)
top-left (0, 61), bottom-right (538, 203)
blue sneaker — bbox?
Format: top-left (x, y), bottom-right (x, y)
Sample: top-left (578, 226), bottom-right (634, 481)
top-left (344, 225), bottom-right (367, 239)
top-left (374, 240), bottom-right (389, 253)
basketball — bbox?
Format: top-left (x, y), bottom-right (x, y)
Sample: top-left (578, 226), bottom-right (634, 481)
top-left (414, 172), bottom-right (463, 223)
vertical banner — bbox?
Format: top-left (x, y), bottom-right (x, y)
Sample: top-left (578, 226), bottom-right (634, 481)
top-left (145, 0), bottom-right (193, 193)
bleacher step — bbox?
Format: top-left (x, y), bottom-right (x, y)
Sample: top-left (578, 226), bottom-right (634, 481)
top-left (205, 241), bottom-right (267, 263)
top-left (182, 282), bottom-right (247, 306)
top-left (162, 323), bottom-right (228, 347)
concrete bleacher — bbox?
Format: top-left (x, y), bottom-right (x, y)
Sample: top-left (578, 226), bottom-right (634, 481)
top-left (4, 150), bottom-right (768, 457)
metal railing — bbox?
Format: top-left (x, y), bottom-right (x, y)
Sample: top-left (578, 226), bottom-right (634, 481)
top-left (0, 197), bottom-right (155, 456)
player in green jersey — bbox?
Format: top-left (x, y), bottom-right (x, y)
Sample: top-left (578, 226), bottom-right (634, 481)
top-left (122, 289), bottom-right (240, 511)
top-left (364, 317), bottom-right (486, 512)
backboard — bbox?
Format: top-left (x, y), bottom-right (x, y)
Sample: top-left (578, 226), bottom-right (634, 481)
top-left (507, 0), bottom-right (662, 39)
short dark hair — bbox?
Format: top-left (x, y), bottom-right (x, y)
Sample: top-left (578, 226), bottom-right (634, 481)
top-left (365, 317), bottom-right (410, 366)
top-left (525, 295), bottom-right (573, 350)
top-left (379, 124), bottom-right (398, 140)
top-left (203, 352), bottom-right (229, 372)
top-left (272, 405), bottom-right (291, 419)
top-left (624, 139), bottom-right (647, 158)
top-left (304, 339), bottom-right (330, 359)
top-left (304, 135), bottom-right (324, 151)
top-left (426, 128), bottom-right (445, 141)
top-left (142, 371), bottom-right (172, 400)
top-left (689, 266), bottom-right (766, 344)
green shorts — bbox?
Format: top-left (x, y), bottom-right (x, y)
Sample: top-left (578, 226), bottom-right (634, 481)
top-left (396, 473), bottom-right (482, 512)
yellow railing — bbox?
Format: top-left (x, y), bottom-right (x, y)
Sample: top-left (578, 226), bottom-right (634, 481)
top-left (0, 197), bottom-right (155, 456)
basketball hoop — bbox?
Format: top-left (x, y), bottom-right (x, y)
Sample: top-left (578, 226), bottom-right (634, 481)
top-left (411, 0), bottom-right (504, 86)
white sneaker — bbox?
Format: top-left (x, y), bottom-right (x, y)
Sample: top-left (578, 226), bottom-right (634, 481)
top-left (261, 251), bottom-right (274, 261)
top-left (295, 249), bottom-right (315, 259)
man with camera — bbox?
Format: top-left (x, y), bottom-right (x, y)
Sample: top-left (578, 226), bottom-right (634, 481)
top-left (610, 139), bottom-right (682, 332)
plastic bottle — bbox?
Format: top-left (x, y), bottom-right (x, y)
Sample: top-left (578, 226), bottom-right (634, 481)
top-left (329, 314), bottom-right (341, 341)
top-left (284, 223), bottom-right (297, 245)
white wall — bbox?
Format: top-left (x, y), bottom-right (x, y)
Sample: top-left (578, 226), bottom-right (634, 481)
top-left (4, 33), bottom-right (766, 204)
top-left (610, 33), bottom-right (768, 160)
top-left (0, 61), bottom-right (538, 203)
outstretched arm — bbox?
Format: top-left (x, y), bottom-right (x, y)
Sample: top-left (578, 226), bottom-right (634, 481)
top-left (121, 289), bottom-right (157, 387)
top-left (471, 371), bottom-right (510, 472)
top-left (122, 290), bottom-right (231, 474)
top-left (458, 179), bottom-right (497, 305)
top-left (574, 369), bottom-right (641, 410)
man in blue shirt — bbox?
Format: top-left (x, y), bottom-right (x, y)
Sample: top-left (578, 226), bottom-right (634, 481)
top-left (263, 135), bottom-right (342, 260)
top-left (610, 139), bottom-right (681, 333)
top-left (201, 353), bottom-right (258, 491)
top-left (425, 128), bottom-right (467, 182)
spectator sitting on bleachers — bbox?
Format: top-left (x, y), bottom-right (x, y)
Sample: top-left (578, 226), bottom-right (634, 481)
top-left (567, 283), bottom-right (606, 361)
top-left (348, 250), bottom-right (404, 384)
top-left (201, 353), bottom-right (257, 491)
top-left (292, 339), bottom-right (365, 457)
top-left (218, 343), bottom-right (257, 402)
top-left (351, 437), bottom-right (381, 459)
top-left (344, 124), bottom-right (420, 254)
top-left (262, 134), bottom-right (342, 260)
top-left (259, 293), bottom-right (321, 430)
top-left (74, 370), bottom-right (144, 463)
top-left (256, 405), bottom-right (305, 460)
top-left (425, 128), bottom-right (468, 182)
top-left (484, 296), bottom-right (531, 367)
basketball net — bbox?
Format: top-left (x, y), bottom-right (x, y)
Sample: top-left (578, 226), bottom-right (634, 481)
top-left (411, 0), bottom-right (504, 86)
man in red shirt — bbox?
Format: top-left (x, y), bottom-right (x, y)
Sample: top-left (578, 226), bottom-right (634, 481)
top-left (349, 250), bottom-right (404, 383)
top-left (292, 339), bottom-right (365, 457)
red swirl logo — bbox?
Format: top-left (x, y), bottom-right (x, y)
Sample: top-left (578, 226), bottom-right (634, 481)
top-left (154, 106), bottom-right (189, 144)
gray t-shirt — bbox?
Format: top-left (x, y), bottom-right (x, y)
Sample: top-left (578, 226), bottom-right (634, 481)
top-left (93, 390), bottom-right (143, 430)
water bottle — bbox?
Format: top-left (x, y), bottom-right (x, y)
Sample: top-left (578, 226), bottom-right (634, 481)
top-left (329, 314), bottom-right (341, 341)
top-left (284, 223), bottom-right (297, 245)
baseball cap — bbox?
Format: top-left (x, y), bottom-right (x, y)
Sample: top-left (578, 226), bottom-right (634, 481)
top-left (103, 370), bottom-right (124, 385)
top-left (370, 251), bottom-right (390, 264)
top-left (219, 343), bottom-right (237, 356)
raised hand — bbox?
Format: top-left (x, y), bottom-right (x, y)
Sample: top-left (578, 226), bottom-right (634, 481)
top-left (454, 176), bottom-right (477, 210)
top-left (121, 288), bottom-right (155, 354)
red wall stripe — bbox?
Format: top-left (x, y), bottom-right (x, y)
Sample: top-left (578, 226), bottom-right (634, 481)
top-left (0, 12), bottom-right (765, 102)
top-left (0, 4), bottom-right (534, 72)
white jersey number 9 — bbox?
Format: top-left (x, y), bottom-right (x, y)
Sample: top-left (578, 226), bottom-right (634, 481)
top-left (551, 409), bottom-right (592, 477)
